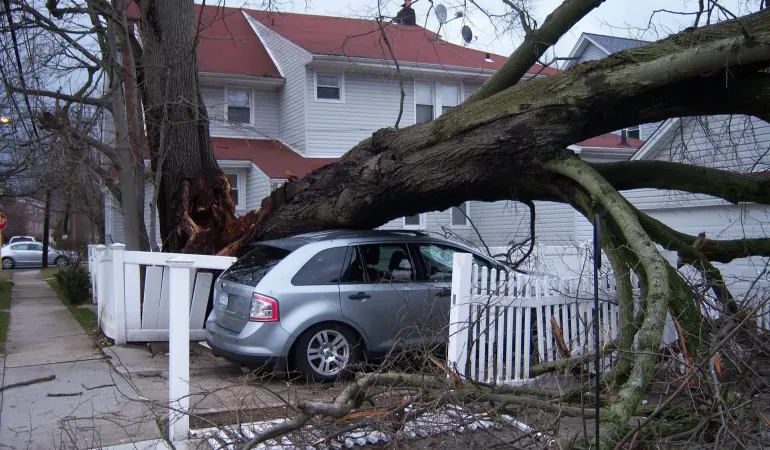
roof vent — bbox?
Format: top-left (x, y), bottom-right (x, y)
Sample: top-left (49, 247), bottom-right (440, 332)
top-left (485, 53), bottom-right (493, 63)
top-left (395, 0), bottom-right (417, 26)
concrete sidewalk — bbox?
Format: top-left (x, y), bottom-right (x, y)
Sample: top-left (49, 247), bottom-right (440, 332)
top-left (0, 270), bottom-right (161, 449)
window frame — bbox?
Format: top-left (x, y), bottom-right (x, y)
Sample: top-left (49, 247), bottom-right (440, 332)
top-left (314, 72), bottom-right (344, 103)
top-left (402, 213), bottom-right (426, 230)
top-left (225, 172), bottom-right (243, 210)
top-left (411, 242), bottom-right (496, 283)
top-left (225, 87), bottom-right (252, 125)
top-left (352, 242), bottom-right (418, 284)
top-left (414, 81), bottom-right (435, 125)
top-left (624, 125), bottom-right (641, 140)
top-left (441, 83), bottom-right (461, 115)
top-left (449, 202), bottom-right (471, 229)
top-left (414, 81), bottom-right (466, 125)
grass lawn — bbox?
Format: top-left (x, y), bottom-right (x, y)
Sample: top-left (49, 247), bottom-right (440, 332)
top-left (42, 267), bottom-right (104, 345)
top-left (0, 271), bottom-right (11, 353)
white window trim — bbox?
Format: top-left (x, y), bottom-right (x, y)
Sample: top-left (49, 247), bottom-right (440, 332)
top-left (225, 172), bottom-right (245, 210)
top-left (413, 80), bottom-right (466, 125)
top-left (270, 178), bottom-right (287, 192)
top-left (449, 202), bottom-right (471, 229)
top-left (402, 213), bottom-right (426, 230)
top-left (624, 125), bottom-right (641, 140)
top-left (314, 72), bottom-right (344, 103)
top-left (224, 87), bottom-right (253, 126)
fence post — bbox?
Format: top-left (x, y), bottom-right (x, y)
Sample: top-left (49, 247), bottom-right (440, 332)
top-left (110, 244), bottom-right (127, 345)
top-left (449, 253), bottom-right (473, 379)
top-left (94, 245), bottom-right (106, 305)
top-left (167, 256), bottom-right (194, 444)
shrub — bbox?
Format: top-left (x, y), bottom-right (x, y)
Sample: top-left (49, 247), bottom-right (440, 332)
top-left (54, 266), bottom-right (91, 305)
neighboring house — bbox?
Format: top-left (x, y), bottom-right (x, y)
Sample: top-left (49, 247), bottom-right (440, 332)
top-left (103, 7), bottom-right (644, 250)
top-left (0, 197), bottom-right (44, 240)
top-left (557, 33), bottom-right (770, 294)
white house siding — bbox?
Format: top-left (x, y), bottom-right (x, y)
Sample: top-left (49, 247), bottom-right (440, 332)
top-left (305, 70), bottom-right (415, 157)
top-left (104, 193), bottom-right (125, 245)
top-left (245, 164), bottom-right (271, 211)
top-left (246, 15), bottom-right (312, 152)
top-left (463, 83), bottom-right (482, 100)
top-left (202, 85), bottom-right (280, 139)
top-left (624, 115), bottom-right (770, 210)
top-left (642, 205), bottom-right (770, 295)
top-left (532, 201), bottom-right (578, 245)
top-left (378, 200), bottom-right (574, 249)
top-left (575, 42), bottom-right (607, 64)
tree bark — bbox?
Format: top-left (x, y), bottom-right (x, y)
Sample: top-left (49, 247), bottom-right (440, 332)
top-left (138, 0), bottom-right (234, 252)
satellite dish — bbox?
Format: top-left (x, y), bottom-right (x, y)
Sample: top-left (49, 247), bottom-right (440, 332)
top-left (435, 4), bottom-right (448, 24)
top-left (461, 25), bottom-right (473, 44)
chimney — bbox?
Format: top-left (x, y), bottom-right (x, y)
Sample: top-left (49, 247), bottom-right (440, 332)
top-left (620, 128), bottom-right (628, 146)
top-left (395, 0), bottom-right (417, 25)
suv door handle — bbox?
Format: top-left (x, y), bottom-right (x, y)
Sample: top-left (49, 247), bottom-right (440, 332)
top-left (436, 288), bottom-right (451, 297)
top-left (348, 292), bottom-right (371, 301)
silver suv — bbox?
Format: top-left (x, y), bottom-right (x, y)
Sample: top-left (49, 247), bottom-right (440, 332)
top-left (205, 230), bottom-right (504, 381)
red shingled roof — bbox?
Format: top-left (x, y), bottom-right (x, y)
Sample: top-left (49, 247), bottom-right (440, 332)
top-left (131, 3), bottom-right (556, 76)
top-left (212, 138), bottom-right (336, 178)
top-left (195, 5), bottom-right (280, 77)
top-left (577, 133), bottom-right (644, 149)
top-left (246, 9), bottom-right (557, 74)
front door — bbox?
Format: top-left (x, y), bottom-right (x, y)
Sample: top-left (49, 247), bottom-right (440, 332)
top-left (338, 243), bottom-right (423, 353)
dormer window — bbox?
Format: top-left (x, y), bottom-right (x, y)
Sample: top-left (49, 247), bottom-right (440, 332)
top-left (316, 73), bottom-right (343, 101)
top-left (226, 89), bottom-right (251, 124)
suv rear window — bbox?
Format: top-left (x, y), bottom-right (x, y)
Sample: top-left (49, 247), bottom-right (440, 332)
top-left (291, 246), bottom-right (347, 286)
top-left (221, 244), bottom-right (291, 287)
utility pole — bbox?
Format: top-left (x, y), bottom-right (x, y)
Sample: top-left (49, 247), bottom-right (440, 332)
top-left (41, 189), bottom-right (51, 268)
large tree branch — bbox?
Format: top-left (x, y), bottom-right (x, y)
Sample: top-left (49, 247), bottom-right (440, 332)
top-left (637, 211), bottom-right (770, 263)
top-left (6, 86), bottom-right (110, 109)
top-left (466, 0), bottom-right (606, 104)
top-left (593, 161), bottom-right (770, 205)
top-left (188, 7), bottom-right (770, 254)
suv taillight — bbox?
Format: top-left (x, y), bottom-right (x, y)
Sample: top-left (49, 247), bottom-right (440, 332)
top-left (250, 293), bottom-right (278, 321)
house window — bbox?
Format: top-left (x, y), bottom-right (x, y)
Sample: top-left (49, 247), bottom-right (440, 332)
top-left (403, 214), bottom-right (425, 229)
top-left (226, 89), bottom-right (251, 123)
top-left (316, 73), bottom-right (342, 101)
top-left (226, 173), bottom-right (240, 207)
top-left (442, 84), bottom-right (460, 115)
top-left (450, 202), bottom-right (470, 227)
top-left (624, 125), bottom-right (641, 140)
top-left (415, 83), bottom-right (434, 124)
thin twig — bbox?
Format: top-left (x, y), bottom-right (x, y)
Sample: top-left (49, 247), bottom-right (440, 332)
top-left (0, 375), bottom-right (56, 391)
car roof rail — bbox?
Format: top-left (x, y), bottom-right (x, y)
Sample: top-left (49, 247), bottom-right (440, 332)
top-left (394, 230), bottom-right (429, 237)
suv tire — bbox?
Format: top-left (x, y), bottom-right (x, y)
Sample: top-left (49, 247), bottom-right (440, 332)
top-left (293, 323), bottom-right (360, 382)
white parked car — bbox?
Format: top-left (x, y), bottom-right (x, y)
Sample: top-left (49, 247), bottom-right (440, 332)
top-left (3, 236), bottom-right (38, 246)
top-left (1, 242), bottom-right (70, 269)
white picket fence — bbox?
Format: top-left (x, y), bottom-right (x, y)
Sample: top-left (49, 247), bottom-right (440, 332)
top-left (447, 253), bottom-right (682, 385)
top-left (87, 244), bottom-right (236, 344)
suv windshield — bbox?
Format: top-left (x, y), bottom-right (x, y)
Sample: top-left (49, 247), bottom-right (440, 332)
top-left (221, 244), bottom-right (291, 287)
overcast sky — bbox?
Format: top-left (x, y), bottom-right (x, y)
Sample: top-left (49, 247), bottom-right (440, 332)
top-left (223, 0), bottom-right (753, 63)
